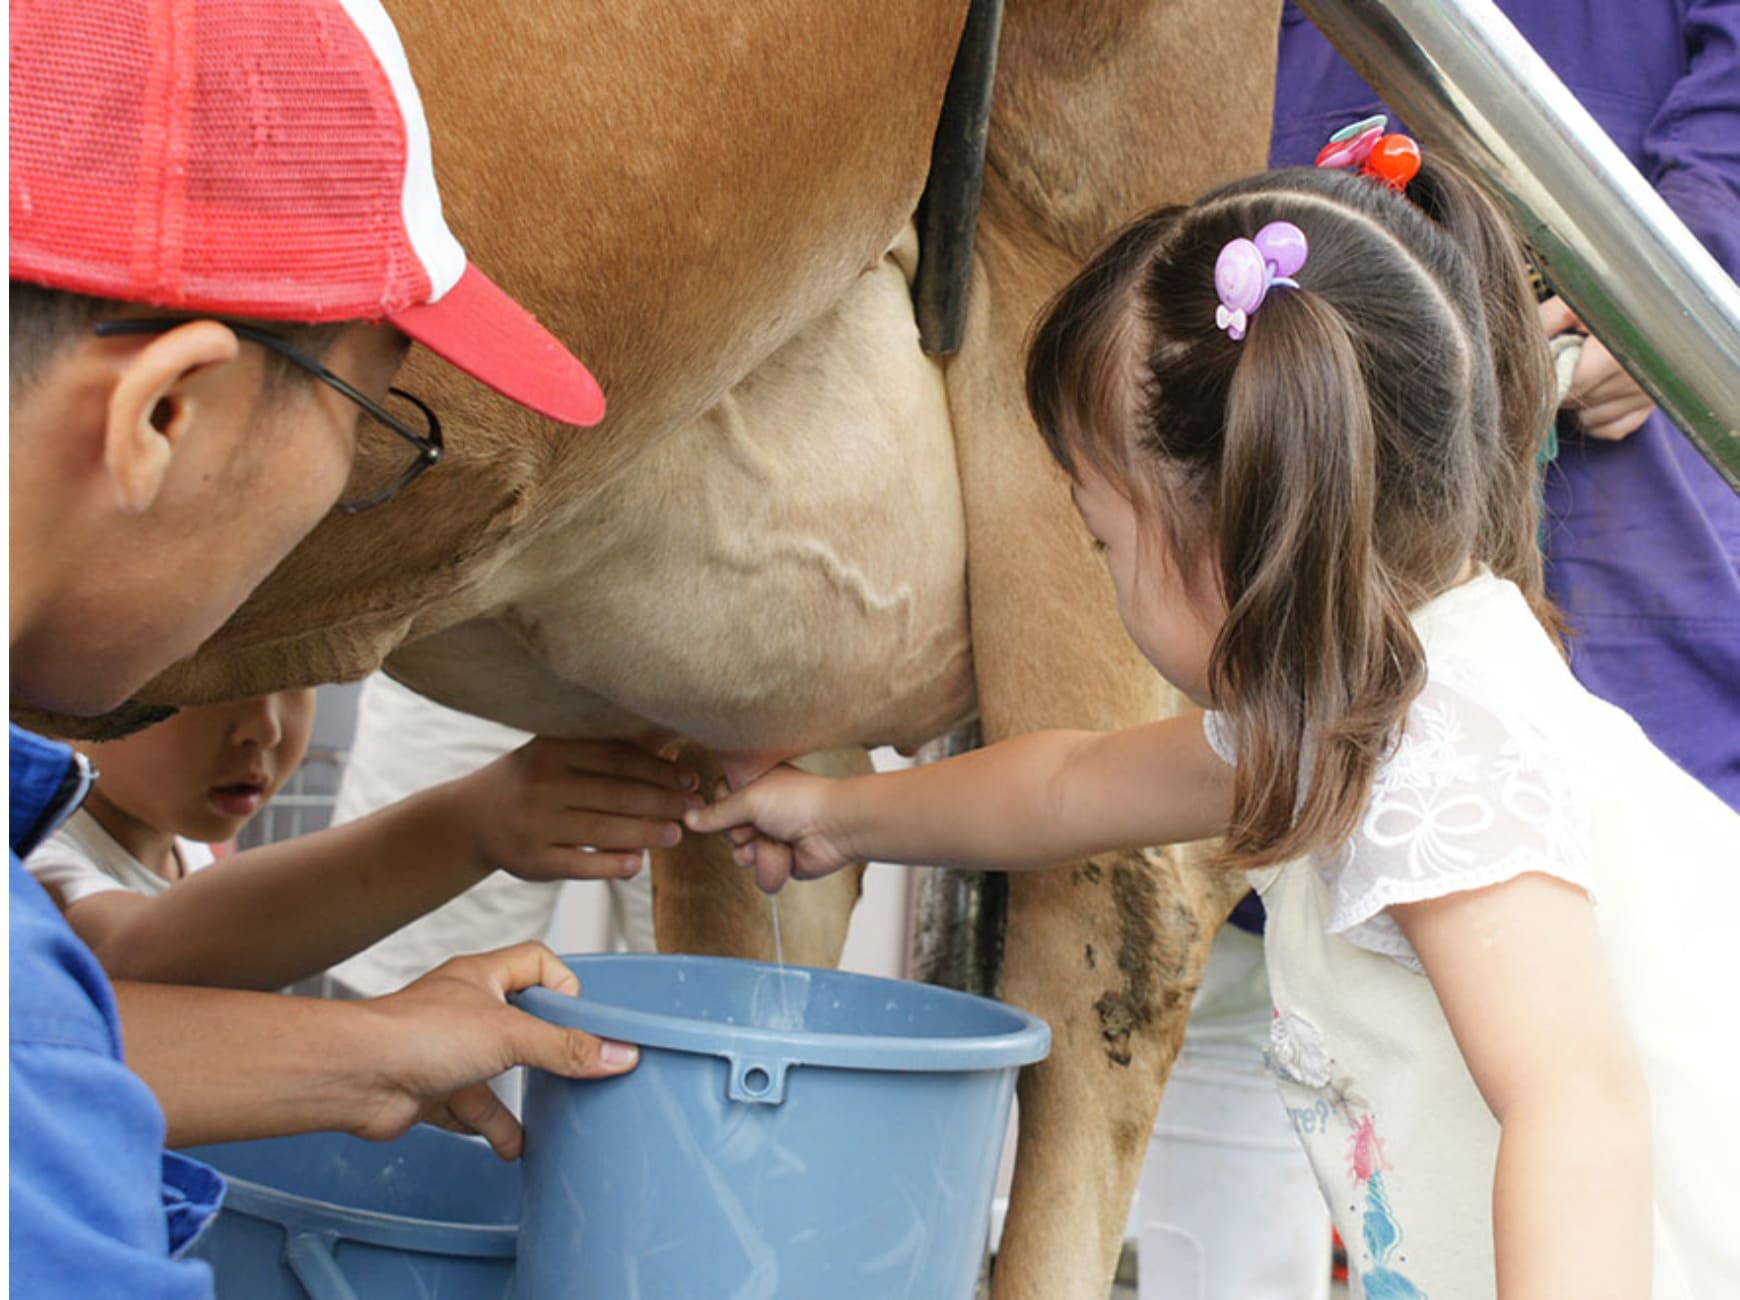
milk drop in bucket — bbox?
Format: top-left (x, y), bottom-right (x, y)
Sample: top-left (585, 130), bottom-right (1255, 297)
top-left (512, 953), bottom-right (1051, 1299)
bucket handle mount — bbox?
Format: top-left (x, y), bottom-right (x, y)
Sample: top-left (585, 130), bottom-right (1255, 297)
top-left (725, 1054), bottom-right (795, 1106)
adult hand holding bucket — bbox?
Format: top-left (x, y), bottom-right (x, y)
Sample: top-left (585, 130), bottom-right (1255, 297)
top-left (356, 942), bottom-right (640, 1158)
top-left (126, 941), bottom-right (638, 1163)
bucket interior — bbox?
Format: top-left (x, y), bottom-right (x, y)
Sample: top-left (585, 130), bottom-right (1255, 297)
top-left (519, 954), bottom-right (1050, 1074)
top-left (577, 957), bottom-right (1016, 1033)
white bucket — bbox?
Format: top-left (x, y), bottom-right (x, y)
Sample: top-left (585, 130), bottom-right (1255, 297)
top-left (1138, 1056), bottom-right (1331, 1300)
top-left (1137, 924), bottom-right (1331, 1300)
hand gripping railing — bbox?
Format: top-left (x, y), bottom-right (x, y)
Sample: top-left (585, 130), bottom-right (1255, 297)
top-left (1297, 0), bottom-right (1740, 492)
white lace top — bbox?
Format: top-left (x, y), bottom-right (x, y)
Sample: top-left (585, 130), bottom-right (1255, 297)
top-left (1205, 651), bottom-right (1594, 974)
top-left (1203, 571), bottom-right (1740, 1297)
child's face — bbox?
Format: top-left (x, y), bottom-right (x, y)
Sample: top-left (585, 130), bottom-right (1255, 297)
top-left (81, 690), bottom-right (318, 844)
top-left (1072, 467), bottom-right (1225, 707)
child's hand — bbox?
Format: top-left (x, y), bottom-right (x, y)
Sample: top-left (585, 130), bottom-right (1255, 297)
top-left (462, 737), bottom-right (700, 881)
top-left (684, 766), bottom-right (853, 893)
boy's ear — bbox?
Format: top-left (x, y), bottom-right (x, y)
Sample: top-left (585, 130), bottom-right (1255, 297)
top-left (103, 321), bottom-right (242, 514)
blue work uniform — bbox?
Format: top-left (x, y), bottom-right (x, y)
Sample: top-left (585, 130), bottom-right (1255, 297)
top-left (10, 725), bottom-right (222, 1297)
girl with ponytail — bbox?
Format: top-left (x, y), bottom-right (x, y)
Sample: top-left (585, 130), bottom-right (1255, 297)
top-left (691, 154), bottom-right (1739, 1296)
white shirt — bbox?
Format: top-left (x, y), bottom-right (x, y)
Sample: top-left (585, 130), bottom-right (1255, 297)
top-left (322, 673), bottom-right (567, 996)
top-left (26, 807), bottom-right (215, 905)
top-left (1205, 572), bottom-right (1740, 1298)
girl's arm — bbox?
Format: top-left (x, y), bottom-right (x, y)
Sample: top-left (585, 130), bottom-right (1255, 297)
top-left (687, 712), bottom-right (1233, 892)
top-left (69, 738), bottom-right (696, 990)
top-left (1392, 875), bottom-right (1652, 1300)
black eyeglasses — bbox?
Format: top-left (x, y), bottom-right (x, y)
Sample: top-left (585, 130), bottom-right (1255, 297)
top-left (92, 317), bottom-right (443, 513)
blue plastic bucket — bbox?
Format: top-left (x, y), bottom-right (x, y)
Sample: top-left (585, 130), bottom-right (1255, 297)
top-left (183, 1124), bottom-right (520, 1299)
top-left (513, 953), bottom-right (1050, 1299)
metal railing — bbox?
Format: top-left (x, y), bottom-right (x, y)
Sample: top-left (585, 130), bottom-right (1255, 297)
top-left (1297, 0), bottom-right (1740, 492)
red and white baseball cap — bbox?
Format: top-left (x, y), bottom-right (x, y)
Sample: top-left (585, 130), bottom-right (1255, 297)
top-left (9, 0), bottom-right (605, 426)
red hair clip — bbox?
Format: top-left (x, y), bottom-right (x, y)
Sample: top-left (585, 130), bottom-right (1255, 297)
top-left (1315, 114), bottom-right (1421, 192)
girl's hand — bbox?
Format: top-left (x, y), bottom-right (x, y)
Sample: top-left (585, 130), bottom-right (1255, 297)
top-left (684, 766), bottom-right (853, 893)
top-left (461, 737), bottom-right (701, 881)
top-left (1538, 297), bottom-right (1656, 440)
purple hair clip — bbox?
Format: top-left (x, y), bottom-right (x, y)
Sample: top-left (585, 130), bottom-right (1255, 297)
top-left (1213, 220), bottom-right (1309, 341)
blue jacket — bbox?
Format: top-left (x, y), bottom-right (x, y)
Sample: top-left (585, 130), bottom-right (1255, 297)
top-left (1271, 0), bottom-right (1740, 812)
top-left (10, 725), bottom-right (221, 1297)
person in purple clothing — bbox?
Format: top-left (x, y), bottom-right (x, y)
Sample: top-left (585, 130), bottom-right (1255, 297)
top-left (1272, 0), bottom-right (1740, 811)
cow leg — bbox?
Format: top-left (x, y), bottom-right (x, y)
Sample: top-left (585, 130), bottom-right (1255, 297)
top-left (944, 212), bottom-right (1248, 1292)
top-left (959, 435), bottom-right (1248, 1297)
top-left (945, 2), bottom-right (1278, 1286)
top-left (997, 852), bottom-right (1243, 1297)
top-left (653, 745), bottom-right (868, 968)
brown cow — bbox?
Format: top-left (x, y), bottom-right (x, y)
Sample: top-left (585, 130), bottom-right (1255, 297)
top-left (33, 3), bottom-right (1280, 1294)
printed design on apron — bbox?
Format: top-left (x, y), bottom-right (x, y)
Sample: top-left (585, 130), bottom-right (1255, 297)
top-left (1269, 1007), bottom-right (1428, 1298)
top-left (1349, 1112), bottom-right (1425, 1299)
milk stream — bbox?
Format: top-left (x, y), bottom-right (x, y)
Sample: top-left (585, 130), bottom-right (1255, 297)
top-left (769, 893), bottom-right (792, 1024)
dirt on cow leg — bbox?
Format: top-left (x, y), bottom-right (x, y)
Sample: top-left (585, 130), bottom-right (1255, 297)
top-left (988, 848), bottom-right (1239, 1300)
top-left (652, 744), bottom-right (867, 967)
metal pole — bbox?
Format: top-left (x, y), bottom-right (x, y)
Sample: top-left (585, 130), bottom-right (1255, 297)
top-left (1295, 0), bottom-right (1740, 492)
top-left (906, 723), bottom-right (1008, 998)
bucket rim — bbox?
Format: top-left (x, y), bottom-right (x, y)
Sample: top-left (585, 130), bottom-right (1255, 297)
top-left (514, 953), bottom-right (1051, 1074)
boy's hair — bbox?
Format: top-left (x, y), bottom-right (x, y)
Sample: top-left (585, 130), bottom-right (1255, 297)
top-left (8, 280), bottom-right (346, 395)
top-left (1027, 160), bottom-right (1557, 870)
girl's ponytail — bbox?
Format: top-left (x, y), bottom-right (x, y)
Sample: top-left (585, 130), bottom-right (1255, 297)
top-left (1210, 288), bottom-right (1426, 868)
top-left (1410, 157), bottom-right (1561, 638)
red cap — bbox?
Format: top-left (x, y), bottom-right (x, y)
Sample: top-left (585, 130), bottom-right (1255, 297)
top-left (9, 0), bottom-right (604, 426)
